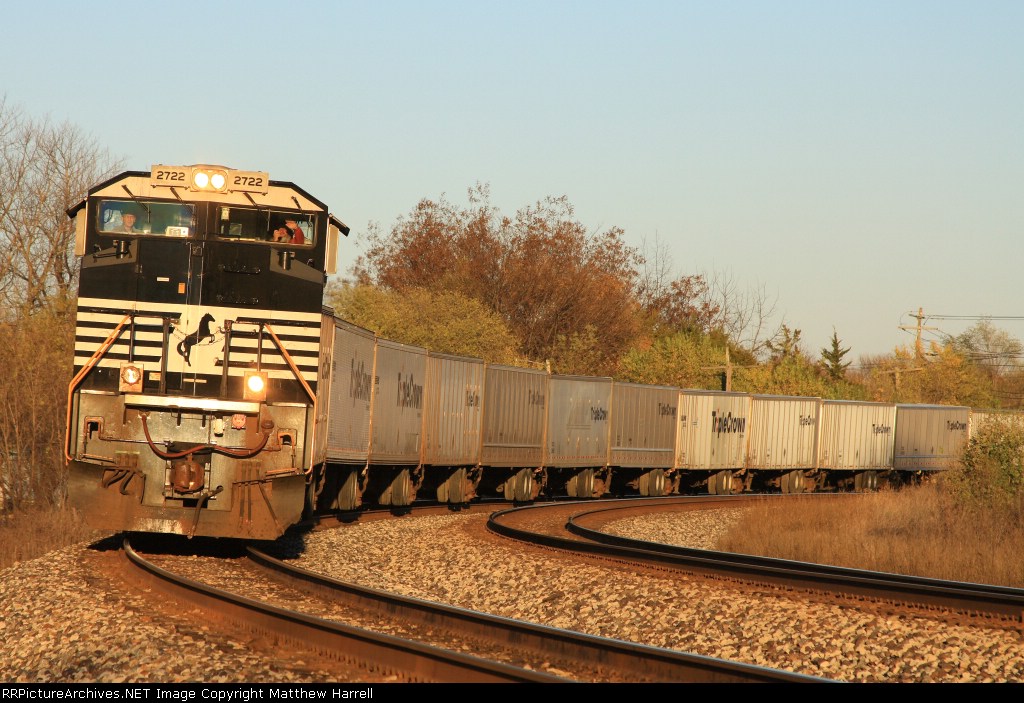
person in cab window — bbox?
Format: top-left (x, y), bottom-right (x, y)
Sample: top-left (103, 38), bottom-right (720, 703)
top-left (112, 206), bottom-right (140, 233)
top-left (271, 218), bottom-right (305, 245)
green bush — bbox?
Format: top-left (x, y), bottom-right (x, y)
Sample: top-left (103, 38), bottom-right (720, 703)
top-left (325, 283), bottom-right (521, 364)
top-left (947, 416), bottom-right (1024, 510)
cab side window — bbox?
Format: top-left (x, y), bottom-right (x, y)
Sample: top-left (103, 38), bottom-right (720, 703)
top-left (216, 207), bottom-right (314, 246)
top-left (97, 200), bottom-right (193, 237)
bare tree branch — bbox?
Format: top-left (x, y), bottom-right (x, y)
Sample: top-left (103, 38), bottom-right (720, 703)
top-left (0, 97), bottom-right (122, 312)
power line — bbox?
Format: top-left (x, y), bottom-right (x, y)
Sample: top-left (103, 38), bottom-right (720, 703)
top-left (897, 309), bottom-right (1024, 360)
top-left (927, 315), bottom-right (1024, 321)
top-left (898, 307), bottom-right (940, 360)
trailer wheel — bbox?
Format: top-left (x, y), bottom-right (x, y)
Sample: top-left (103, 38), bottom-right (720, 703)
top-left (379, 468), bottom-right (414, 506)
top-left (567, 468), bottom-right (595, 498)
top-left (854, 471), bottom-right (878, 492)
top-left (438, 468), bottom-right (472, 504)
top-left (640, 468), bottom-right (666, 497)
top-left (337, 468), bottom-right (361, 511)
top-left (782, 470), bottom-right (805, 494)
top-left (711, 470), bottom-right (734, 495)
top-left (506, 468), bottom-right (535, 503)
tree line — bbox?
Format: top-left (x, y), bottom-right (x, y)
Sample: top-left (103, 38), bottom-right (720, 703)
top-left (0, 98), bottom-right (120, 510)
top-left (3, 97), bottom-right (1023, 512)
top-left (334, 187), bottom-right (1024, 408)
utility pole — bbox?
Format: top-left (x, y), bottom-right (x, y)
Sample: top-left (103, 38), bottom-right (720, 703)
top-left (899, 307), bottom-right (940, 360)
top-left (725, 346), bottom-right (732, 391)
top-left (886, 366), bottom-right (924, 399)
top-left (702, 347), bottom-right (734, 391)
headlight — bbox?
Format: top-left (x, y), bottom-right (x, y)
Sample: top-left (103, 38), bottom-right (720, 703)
top-left (243, 371), bottom-right (268, 401)
top-left (190, 167), bottom-right (229, 193)
top-left (119, 362), bottom-right (144, 392)
top-left (247, 374), bottom-right (265, 394)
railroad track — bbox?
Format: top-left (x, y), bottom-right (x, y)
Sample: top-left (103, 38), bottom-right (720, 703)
top-left (245, 543), bottom-right (826, 683)
top-left (487, 496), bottom-right (1024, 628)
top-left (121, 537), bottom-right (563, 683)
top-left (123, 529), bottom-right (827, 683)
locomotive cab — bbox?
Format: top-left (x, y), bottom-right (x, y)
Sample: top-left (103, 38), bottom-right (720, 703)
top-left (66, 165), bottom-right (347, 539)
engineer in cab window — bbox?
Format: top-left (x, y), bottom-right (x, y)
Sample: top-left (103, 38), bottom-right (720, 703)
top-left (111, 206), bottom-right (140, 233)
top-left (271, 218), bottom-right (305, 245)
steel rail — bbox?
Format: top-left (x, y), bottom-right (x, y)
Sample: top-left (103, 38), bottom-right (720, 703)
top-left (121, 537), bottom-right (566, 683)
top-left (487, 497), bottom-right (1024, 626)
top-left (246, 544), bottom-right (829, 683)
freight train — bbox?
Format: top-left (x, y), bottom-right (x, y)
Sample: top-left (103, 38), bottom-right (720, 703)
top-left (65, 166), bottom-right (1009, 540)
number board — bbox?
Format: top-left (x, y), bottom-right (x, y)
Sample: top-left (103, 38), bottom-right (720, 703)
top-left (150, 166), bottom-right (270, 194)
top-left (228, 170), bottom-right (270, 194)
top-left (150, 165), bottom-right (189, 187)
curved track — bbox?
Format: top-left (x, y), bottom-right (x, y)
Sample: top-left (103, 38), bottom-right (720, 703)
top-left (120, 537), bottom-right (564, 683)
top-left (246, 543), bottom-right (827, 683)
top-left (488, 496), bottom-right (1024, 628)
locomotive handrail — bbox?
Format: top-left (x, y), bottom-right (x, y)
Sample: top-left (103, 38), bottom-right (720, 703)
top-left (262, 323), bottom-right (316, 404)
top-left (64, 314), bottom-right (131, 463)
top-left (263, 323), bottom-right (317, 475)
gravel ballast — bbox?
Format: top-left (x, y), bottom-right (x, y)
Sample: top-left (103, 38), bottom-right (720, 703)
top-left (288, 511), bottom-right (1024, 683)
top-left (2, 509), bottom-right (1022, 683)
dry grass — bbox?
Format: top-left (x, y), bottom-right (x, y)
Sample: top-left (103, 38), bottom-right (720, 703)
top-left (5, 484), bottom-right (1023, 589)
top-left (0, 507), bottom-right (103, 571)
top-left (719, 483), bottom-right (1024, 588)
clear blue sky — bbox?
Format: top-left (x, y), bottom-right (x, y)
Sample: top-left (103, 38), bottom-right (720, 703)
top-left (4, 1), bottom-right (1022, 361)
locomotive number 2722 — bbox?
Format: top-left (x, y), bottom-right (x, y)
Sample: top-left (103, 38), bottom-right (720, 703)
top-left (154, 170), bottom-right (185, 182)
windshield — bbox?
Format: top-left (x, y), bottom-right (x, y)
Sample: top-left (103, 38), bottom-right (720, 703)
top-left (216, 207), bottom-right (315, 246)
top-left (98, 200), bottom-right (194, 237)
